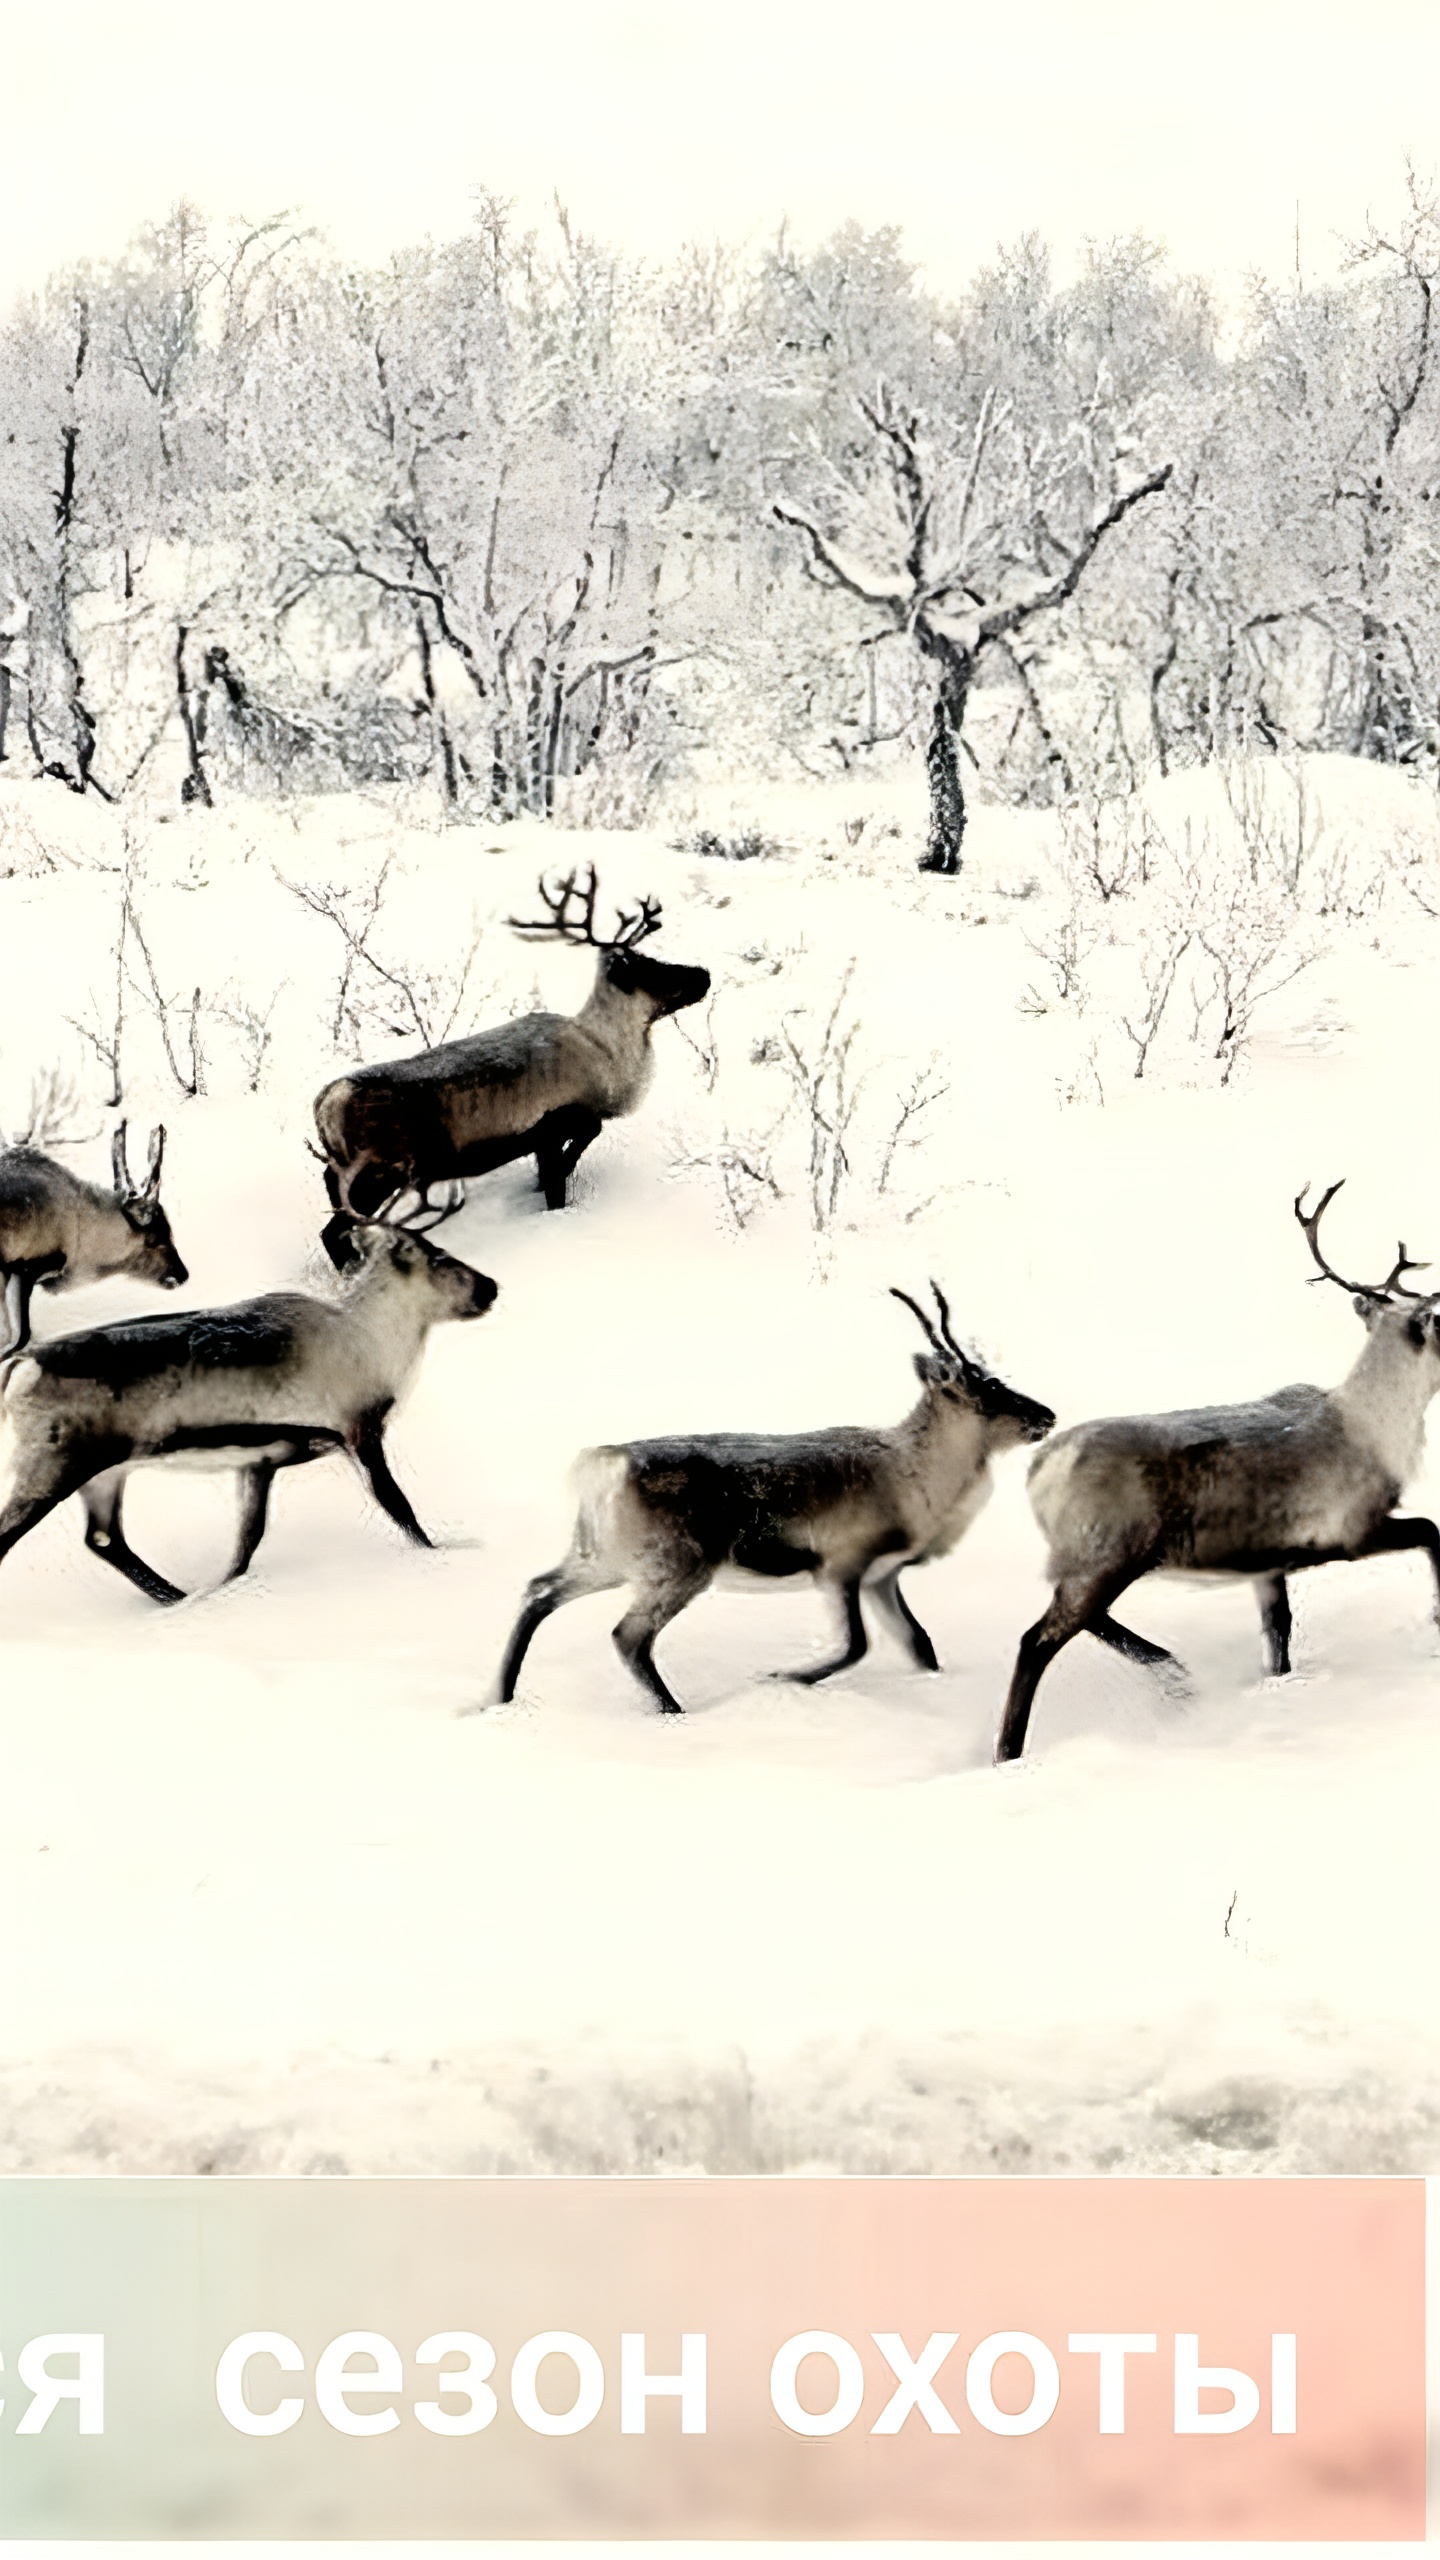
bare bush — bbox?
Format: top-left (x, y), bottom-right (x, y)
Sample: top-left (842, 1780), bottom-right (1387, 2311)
top-left (876, 1062), bottom-right (949, 1201)
top-left (1058, 792), bottom-right (1158, 903)
top-left (671, 1127), bottom-right (783, 1232)
top-left (672, 986), bottom-right (724, 1092)
top-left (66, 871), bottom-right (130, 1107)
top-left (281, 856), bottom-right (486, 1052)
top-left (754, 969), bottom-right (865, 1234)
top-left (1116, 918), bottom-right (1194, 1079)
top-left (0, 802), bottom-right (77, 882)
top-left (668, 969), bottom-right (948, 1243)
top-left (2, 1061), bottom-right (100, 1149)
top-left (1195, 893), bottom-right (1317, 1086)
top-left (1385, 818), bottom-right (1440, 922)
top-left (125, 896), bottom-right (205, 1097)
top-left (1219, 758), bottom-right (1323, 898)
top-left (64, 840), bottom-right (213, 1105)
top-left (1026, 772), bottom-right (1331, 1088)
top-left (1019, 908), bottom-right (1102, 1015)
top-left (213, 985), bottom-right (284, 1092)
top-left (677, 826), bottom-right (778, 863)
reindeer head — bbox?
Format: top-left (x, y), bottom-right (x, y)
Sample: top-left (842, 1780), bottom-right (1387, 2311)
top-left (111, 1122), bottom-right (188, 1288)
top-left (509, 865), bottom-right (710, 1020)
top-left (1295, 1181), bottom-right (1440, 1360)
top-left (891, 1281), bottom-right (1055, 1444)
top-left (319, 1198), bottom-right (498, 1322)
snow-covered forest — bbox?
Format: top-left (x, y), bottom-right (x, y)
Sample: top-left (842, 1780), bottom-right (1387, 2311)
top-left (3, 180), bottom-right (1440, 2178)
top-left (5, 178), bottom-right (1440, 865)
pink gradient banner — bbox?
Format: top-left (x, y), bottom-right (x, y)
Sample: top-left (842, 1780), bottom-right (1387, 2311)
top-left (0, 2175), bottom-right (1423, 2537)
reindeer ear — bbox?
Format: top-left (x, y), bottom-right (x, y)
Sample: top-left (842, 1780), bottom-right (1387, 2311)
top-left (320, 1212), bottom-right (364, 1272)
top-left (111, 1119), bottom-right (133, 1198)
top-left (143, 1126), bottom-right (166, 1201)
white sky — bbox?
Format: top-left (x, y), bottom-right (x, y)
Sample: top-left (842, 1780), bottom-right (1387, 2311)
top-left (0, 0), bottom-right (1435, 307)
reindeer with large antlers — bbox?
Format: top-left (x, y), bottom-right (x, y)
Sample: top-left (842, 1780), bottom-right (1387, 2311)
top-left (996, 1183), bottom-right (1440, 1762)
top-left (493, 1283), bottom-right (1054, 1716)
top-left (0, 1124), bottom-right (187, 1359)
top-left (313, 865), bottom-right (711, 1217)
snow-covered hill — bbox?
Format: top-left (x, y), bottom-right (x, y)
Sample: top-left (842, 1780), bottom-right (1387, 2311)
top-left (1, 758), bottom-right (1437, 2173)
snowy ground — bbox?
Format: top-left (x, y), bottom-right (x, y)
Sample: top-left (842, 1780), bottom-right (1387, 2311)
top-left (0, 758), bottom-right (1438, 2174)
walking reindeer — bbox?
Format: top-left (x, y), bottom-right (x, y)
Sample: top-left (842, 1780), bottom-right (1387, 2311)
top-left (0, 1204), bottom-right (495, 1604)
top-left (314, 865), bottom-right (711, 1217)
top-left (495, 1284), bottom-right (1054, 1715)
top-left (996, 1183), bottom-right (1440, 1762)
top-left (0, 1125), bottom-right (187, 1358)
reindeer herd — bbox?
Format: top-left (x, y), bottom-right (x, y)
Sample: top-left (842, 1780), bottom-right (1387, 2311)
top-left (3, 862), bottom-right (1440, 1762)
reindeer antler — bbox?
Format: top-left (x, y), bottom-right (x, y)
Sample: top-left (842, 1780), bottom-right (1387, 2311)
top-left (891, 1286), bottom-right (944, 1350)
top-left (508, 865), bottom-right (601, 945)
top-left (891, 1280), bottom-right (978, 1369)
top-left (608, 892), bottom-right (663, 952)
top-left (927, 1279), bottom-right (969, 1359)
top-left (508, 864), bottom-right (663, 953)
top-left (1380, 1243), bottom-right (1432, 1298)
top-left (1294, 1181), bottom-right (1433, 1300)
top-left (372, 1180), bottom-right (467, 1234)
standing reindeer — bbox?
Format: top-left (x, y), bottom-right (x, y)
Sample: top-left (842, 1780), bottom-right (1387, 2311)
top-left (0, 1205), bottom-right (496, 1605)
top-left (0, 1124), bottom-right (187, 1359)
top-left (313, 866), bottom-right (711, 1217)
top-left (494, 1284), bottom-right (1054, 1715)
top-left (996, 1183), bottom-right (1440, 1762)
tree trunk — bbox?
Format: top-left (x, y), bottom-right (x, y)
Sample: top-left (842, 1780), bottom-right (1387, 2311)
top-left (921, 693), bottom-right (964, 872)
top-left (175, 625), bottom-right (213, 807)
top-left (919, 659), bottom-right (971, 874)
top-left (50, 310), bottom-right (111, 801)
top-left (413, 608), bottom-right (456, 805)
top-left (0, 664), bottom-right (9, 761)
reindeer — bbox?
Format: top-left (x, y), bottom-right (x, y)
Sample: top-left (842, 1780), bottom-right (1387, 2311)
top-left (0, 1124), bottom-right (187, 1359)
top-left (494, 1284), bottom-right (1054, 1715)
top-left (313, 866), bottom-right (711, 1217)
top-left (996, 1183), bottom-right (1440, 1762)
top-left (0, 1206), bottom-right (496, 1605)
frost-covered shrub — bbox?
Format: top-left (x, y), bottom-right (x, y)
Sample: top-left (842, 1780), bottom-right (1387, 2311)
top-left (676, 826), bottom-right (777, 863)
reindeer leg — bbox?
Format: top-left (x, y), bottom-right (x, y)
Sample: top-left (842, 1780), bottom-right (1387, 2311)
top-left (496, 1567), bottom-right (569, 1702)
top-left (226, 1461), bottom-right (277, 1582)
top-left (0, 1440), bottom-right (126, 1577)
top-left (996, 1564), bottom-right (1151, 1763)
top-left (613, 1562), bottom-right (713, 1714)
top-left (491, 1549), bottom-right (627, 1706)
top-left (776, 1574), bottom-right (868, 1685)
top-left (1254, 1575), bottom-right (1292, 1675)
top-left (1092, 1611), bottom-right (1192, 1691)
top-left (1350, 1515), bottom-right (1440, 1623)
top-left (535, 1105), bottom-right (603, 1210)
top-left (867, 1564), bottom-right (940, 1671)
top-left (348, 1413), bottom-right (434, 1547)
top-left (1, 1269), bottom-right (34, 1359)
top-left (80, 1472), bottom-right (186, 1606)
top-left (535, 1141), bottom-right (564, 1212)
top-left (557, 1107), bottom-right (602, 1189)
